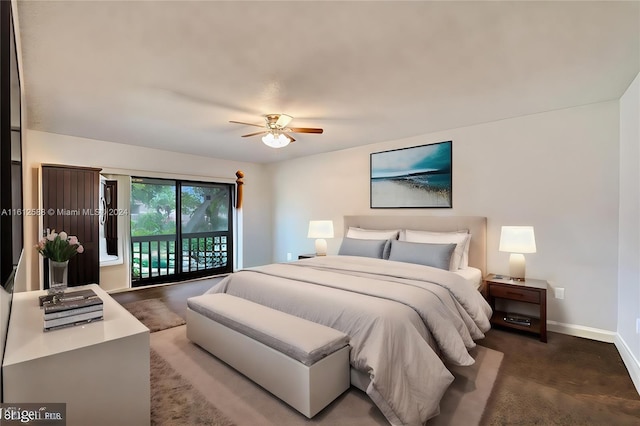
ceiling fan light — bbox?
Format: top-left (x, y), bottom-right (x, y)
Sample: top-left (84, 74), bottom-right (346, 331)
top-left (262, 132), bottom-right (290, 148)
top-left (262, 133), bottom-right (274, 144)
top-left (277, 133), bottom-right (290, 144)
top-left (275, 114), bottom-right (293, 128)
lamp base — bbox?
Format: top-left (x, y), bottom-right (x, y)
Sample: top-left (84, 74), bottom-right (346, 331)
top-left (509, 253), bottom-right (526, 281)
top-left (315, 239), bottom-right (327, 256)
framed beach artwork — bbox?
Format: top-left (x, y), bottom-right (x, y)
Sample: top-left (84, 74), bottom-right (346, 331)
top-left (370, 141), bottom-right (452, 208)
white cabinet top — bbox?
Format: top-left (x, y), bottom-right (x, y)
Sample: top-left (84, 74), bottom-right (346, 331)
top-left (3, 284), bottom-right (149, 366)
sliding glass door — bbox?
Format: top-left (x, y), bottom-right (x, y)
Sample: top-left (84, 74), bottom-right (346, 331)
top-left (131, 177), bottom-right (233, 286)
top-left (180, 183), bottom-right (231, 274)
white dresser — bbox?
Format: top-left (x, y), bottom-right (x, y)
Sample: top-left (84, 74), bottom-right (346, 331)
top-left (2, 284), bottom-right (150, 426)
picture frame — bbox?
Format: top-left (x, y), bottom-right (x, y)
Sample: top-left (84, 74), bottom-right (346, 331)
top-left (370, 141), bottom-right (452, 208)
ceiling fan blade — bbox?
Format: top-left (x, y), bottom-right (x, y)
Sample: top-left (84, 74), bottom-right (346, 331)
top-left (241, 130), bottom-right (268, 137)
top-left (230, 120), bottom-right (266, 128)
top-left (288, 127), bottom-right (324, 134)
top-left (284, 133), bottom-right (296, 143)
top-left (275, 114), bottom-right (293, 128)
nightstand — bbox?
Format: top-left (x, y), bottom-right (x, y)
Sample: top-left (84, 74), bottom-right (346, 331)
top-left (298, 254), bottom-right (316, 259)
top-left (485, 274), bottom-right (548, 342)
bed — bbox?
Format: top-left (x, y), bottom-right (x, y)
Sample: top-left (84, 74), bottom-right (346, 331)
top-left (202, 215), bottom-right (492, 426)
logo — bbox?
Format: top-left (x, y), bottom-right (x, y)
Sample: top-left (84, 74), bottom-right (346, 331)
top-left (0, 404), bottom-right (65, 425)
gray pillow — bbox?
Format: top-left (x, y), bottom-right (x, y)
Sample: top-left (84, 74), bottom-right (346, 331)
top-left (388, 240), bottom-right (456, 270)
top-left (338, 238), bottom-right (389, 259)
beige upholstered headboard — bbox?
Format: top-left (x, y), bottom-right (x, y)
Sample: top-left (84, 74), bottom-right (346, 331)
top-left (343, 216), bottom-right (487, 277)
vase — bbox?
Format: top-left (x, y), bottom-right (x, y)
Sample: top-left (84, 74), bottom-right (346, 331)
top-left (48, 260), bottom-right (69, 294)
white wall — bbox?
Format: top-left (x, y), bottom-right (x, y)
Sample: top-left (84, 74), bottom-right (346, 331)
top-left (270, 101), bottom-right (620, 337)
top-left (21, 130), bottom-right (272, 292)
top-left (617, 72), bottom-right (640, 391)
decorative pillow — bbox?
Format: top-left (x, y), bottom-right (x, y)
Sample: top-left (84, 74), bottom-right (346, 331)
top-left (404, 230), bottom-right (470, 271)
top-left (338, 238), bottom-right (388, 259)
top-left (346, 227), bottom-right (400, 241)
top-left (388, 240), bottom-right (457, 270)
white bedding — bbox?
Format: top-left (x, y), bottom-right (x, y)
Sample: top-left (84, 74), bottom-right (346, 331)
top-left (206, 256), bottom-right (491, 426)
top-left (454, 266), bottom-right (483, 290)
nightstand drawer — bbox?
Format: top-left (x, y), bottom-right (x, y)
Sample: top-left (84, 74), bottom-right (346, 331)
top-left (490, 285), bottom-right (540, 303)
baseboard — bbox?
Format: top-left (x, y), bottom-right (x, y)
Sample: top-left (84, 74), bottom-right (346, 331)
top-left (614, 334), bottom-right (640, 395)
top-left (547, 321), bottom-right (640, 396)
top-left (546, 320), bottom-right (616, 343)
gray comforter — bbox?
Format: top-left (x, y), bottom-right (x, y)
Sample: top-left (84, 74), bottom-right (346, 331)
top-left (206, 255), bottom-right (492, 426)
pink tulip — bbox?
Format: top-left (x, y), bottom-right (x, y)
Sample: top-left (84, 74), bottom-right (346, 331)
top-left (69, 236), bottom-right (79, 245)
top-left (76, 245), bottom-right (84, 254)
top-left (38, 240), bottom-right (46, 250)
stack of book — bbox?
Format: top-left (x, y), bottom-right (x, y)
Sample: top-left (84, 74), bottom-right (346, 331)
top-left (41, 289), bottom-right (104, 331)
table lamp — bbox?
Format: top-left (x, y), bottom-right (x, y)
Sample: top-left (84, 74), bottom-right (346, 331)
top-left (499, 226), bottom-right (536, 281)
top-left (307, 220), bottom-right (334, 256)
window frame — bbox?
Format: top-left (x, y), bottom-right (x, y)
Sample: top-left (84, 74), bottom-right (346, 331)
top-left (130, 176), bottom-right (234, 286)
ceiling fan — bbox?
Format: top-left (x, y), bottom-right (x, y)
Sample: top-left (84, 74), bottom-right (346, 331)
top-left (229, 114), bottom-right (323, 148)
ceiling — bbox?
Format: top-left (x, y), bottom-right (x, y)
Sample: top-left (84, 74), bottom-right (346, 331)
top-left (15, 1), bottom-right (640, 164)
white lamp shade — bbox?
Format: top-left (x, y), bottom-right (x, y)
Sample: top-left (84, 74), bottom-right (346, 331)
top-left (499, 226), bottom-right (536, 254)
top-left (307, 220), bottom-right (334, 239)
top-left (308, 220), bottom-right (334, 256)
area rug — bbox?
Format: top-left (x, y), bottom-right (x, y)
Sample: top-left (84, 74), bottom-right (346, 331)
top-left (151, 325), bottom-right (504, 425)
top-left (431, 345), bottom-right (504, 426)
top-left (123, 298), bottom-right (186, 332)
top-left (151, 348), bottom-right (236, 426)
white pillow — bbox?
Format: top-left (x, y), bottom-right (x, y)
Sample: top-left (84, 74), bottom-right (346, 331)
top-left (404, 230), bottom-right (470, 271)
top-left (461, 233), bottom-right (472, 269)
top-left (346, 227), bottom-right (400, 241)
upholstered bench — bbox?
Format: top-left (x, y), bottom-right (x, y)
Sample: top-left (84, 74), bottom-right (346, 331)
top-left (186, 293), bottom-right (351, 418)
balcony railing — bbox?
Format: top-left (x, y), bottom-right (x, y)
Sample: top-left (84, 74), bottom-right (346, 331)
top-left (132, 232), bottom-right (230, 284)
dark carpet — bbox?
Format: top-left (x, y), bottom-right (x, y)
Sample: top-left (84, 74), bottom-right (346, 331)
top-left (479, 328), bottom-right (640, 425)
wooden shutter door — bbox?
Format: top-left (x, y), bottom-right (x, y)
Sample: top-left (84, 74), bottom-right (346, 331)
top-left (42, 164), bottom-right (101, 287)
